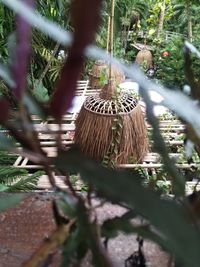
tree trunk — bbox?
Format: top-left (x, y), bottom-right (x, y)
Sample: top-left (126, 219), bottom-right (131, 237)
top-left (186, 0), bottom-right (192, 42)
top-left (157, 0), bottom-right (166, 37)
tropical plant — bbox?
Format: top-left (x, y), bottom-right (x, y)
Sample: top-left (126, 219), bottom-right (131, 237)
top-left (0, 167), bottom-right (44, 192)
top-left (116, 0), bottom-right (148, 49)
top-left (0, 151), bottom-right (44, 192)
top-left (153, 35), bottom-right (200, 89)
top-left (153, 36), bottom-right (185, 88)
top-left (147, 0), bottom-right (174, 38)
top-left (171, 0), bottom-right (200, 41)
top-left (30, 0), bottom-right (71, 95)
top-left (1, 1), bottom-right (200, 267)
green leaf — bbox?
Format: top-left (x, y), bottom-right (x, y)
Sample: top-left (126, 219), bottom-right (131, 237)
top-left (5, 171), bottom-right (44, 192)
top-left (0, 151), bottom-right (17, 165)
top-left (0, 194), bottom-right (23, 212)
top-left (32, 80), bottom-right (49, 102)
top-left (61, 230), bottom-right (79, 267)
top-left (57, 198), bottom-right (77, 219)
top-left (101, 211), bottom-right (137, 238)
top-left (23, 91), bottom-right (47, 120)
top-left (61, 203), bottom-right (89, 267)
top-left (55, 147), bottom-right (200, 267)
top-left (0, 167), bottom-right (27, 185)
top-left (1, 0), bottom-right (71, 46)
top-left (0, 184), bottom-right (9, 192)
top-left (101, 211), bottom-right (169, 250)
top-left (75, 201), bottom-right (113, 267)
top-left (0, 133), bottom-right (16, 150)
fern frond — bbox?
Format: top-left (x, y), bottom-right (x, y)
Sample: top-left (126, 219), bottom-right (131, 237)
top-left (0, 151), bottom-right (17, 165)
top-left (5, 171), bottom-right (44, 192)
top-left (0, 167), bottom-right (27, 185)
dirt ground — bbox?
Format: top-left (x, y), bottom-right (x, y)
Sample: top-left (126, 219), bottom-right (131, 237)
top-left (0, 193), bottom-right (171, 267)
top-left (92, 201), bottom-right (171, 267)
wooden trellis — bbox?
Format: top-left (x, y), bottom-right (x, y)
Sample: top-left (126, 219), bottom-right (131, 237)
top-left (3, 80), bottom-right (199, 190)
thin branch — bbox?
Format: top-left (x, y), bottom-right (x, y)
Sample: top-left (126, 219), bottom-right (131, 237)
top-left (23, 219), bottom-right (75, 267)
top-left (35, 42), bottom-right (60, 90)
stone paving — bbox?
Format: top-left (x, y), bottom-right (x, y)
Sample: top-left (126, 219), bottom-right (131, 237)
top-left (0, 193), bottom-right (171, 267)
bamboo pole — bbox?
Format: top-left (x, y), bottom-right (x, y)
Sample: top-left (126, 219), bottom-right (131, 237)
top-left (106, 16), bottom-right (111, 52)
top-left (108, 0), bottom-right (115, 56)
top-left (108, 0), bottom-right (115, 79)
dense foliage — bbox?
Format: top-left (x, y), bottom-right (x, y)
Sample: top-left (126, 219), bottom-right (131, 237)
top-left (1, 0), bottom-right (200, 95)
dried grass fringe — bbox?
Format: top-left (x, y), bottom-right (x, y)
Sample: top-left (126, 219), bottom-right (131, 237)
top-left (135, 49), bottom-right (153, 69)
top-left (74, 104), bottom-right (148, 164)
top-left (89, 64), bottom-right (125, 89)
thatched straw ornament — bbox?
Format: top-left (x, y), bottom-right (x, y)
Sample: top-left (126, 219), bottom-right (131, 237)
top-left (88, 60), bottom-right (125, 89)
top-left (75, 76), bottom-right (148, 164)
top-left (135, 48), bottom-right (153, 69)
top-left (74, 0), bottom-right (148, 165)
top-left (89, 5), bottom-right (124, 90)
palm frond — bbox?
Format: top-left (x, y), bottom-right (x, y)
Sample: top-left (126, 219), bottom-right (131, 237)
top-left (0, 167), bottom-right (27, 185)
top-left (5, 171), bottom-right (44, 192)
top-left (0, 151), bottom-right (17, 165)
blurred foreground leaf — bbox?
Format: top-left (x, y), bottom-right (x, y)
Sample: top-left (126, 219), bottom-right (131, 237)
top-left (0, 133), bottom-right (16, 150)
top-left (11, 0), bottom-right (35, 100)
top-left (23, 91), bottom-right (47, 120)
top-left (0, 98), bottom-right (10, 124)
top-left (0, 194), bottom-right (23, 212)
top-left (0, 64), bottom-right (15, 88)
top-left (76, 201), bottom-right (114, 267)
top-left (101, 211), bottom-right (138, 238)
top-left (61, 230), bottom-right (80, 267)
top-left (49, 0), bottom-right (103, 118)
top-left (55, 147), bottom-right (200, 267)
top-left (0, 185), bottom-right (9, 192)
top-left (32, 81), bottom-right (49, 103)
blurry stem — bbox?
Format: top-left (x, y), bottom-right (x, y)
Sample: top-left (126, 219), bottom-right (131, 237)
top-left (78, 201), bottom-right (114, 267)
top-left (87, 183), bottom-right (93, 206)
top-left (30, 61), bottom-right (35, 89)
top-left (56, 123), bottom-right (63, 151)
top-left (167, 256), bottom-right (174, 267)
top-left (106, 16), bottom-right (111, 52)
top-left (139, 87), bottom-right (185, 196)
top-left (64, 172), bottom-right (80, 198)
top-left (5, 120), bottom-right (40, 152)
top-left (186, 0), bottom-right (192, 42)
top-left (108, 0), bottom-right (115, 80)
top-left (108, 0), bottom-right (114, 56)
top-left (157, 0), bottom-right (166, 37)
top-left (44, 165), bottom-right (57, 188)
top-left (23, 219), bottom-right (75, 267)
top-left (184, 46), bottom-right (200, 100)
top-left (19, 102), bottom-right (44, 154)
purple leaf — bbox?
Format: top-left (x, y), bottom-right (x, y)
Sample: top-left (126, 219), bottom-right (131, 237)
top-left (0, 98), bottom-right (10, 123)
top-left (49, 0), bottom-right (103, 118)
top-left (12, 0), bottom-right (35, 100)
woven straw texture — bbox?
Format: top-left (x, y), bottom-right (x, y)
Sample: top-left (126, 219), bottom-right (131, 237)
top-left (75, 93), bottom-right (148, 164)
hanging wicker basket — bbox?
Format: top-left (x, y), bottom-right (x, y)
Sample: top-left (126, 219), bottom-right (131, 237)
top-left (88, 60), bottom-right (125, 89)
top-left (75, 80), bottom-right (148, 165)
top-left (135, 49), bottom-right (153, 69)
top-left (75, 0), bottom-right (148, 166)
